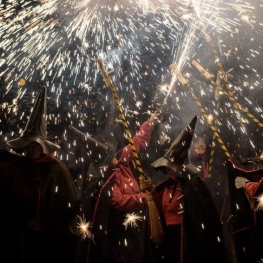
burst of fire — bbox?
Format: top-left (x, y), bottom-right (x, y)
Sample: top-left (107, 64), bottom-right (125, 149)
top-left (123, 212), bottom-right (143, 229)
top-left (77, 215), bottom-right (94, 241)
top-left (255, 194), bottom-right (263, 211)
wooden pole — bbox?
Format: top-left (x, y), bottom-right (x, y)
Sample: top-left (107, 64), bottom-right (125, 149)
top-left (97, 59), bottom-right (164, 244)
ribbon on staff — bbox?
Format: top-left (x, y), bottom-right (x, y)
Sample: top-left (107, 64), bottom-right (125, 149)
top-left (97, 59), bottom-right (164, 245)
top-left (204, 32), bottom-right (260, 158)
top-left (169, 63), bottom-right (231, 158)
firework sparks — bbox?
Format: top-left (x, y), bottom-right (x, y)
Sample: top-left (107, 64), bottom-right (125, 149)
top-left (0, 0), bottom-right (253, 90)
top-left (77, 215), bottom-right (94, 241)
top-left (255, 194), bottom-right (263, 211)
top-left (0, 0), bottom-right (262, 165)
top-left (123, 212), bottom-right (143, 229)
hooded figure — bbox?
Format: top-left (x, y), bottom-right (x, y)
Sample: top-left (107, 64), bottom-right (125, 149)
top-left (188, 131), bottom-right (232, 261)
top-left (71, 111), bottom-right (162, 263)
top-left (149, 115), bottom-right (228, 263)
top-left (227, 156), bottom-right (263, 263)
top-left (0, 87), bottom-right (79, 263)
top-left (188, 133), bottom-right (210, 178)
top-left (68, 124), bottom-right (118, 200)
top-left (6, 86), bottom-right (60, 154)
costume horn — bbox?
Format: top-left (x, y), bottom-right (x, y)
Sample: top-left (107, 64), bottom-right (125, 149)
top-left (164, 115), bottom-right (197, 164)
top-left (151, 115), bottom-right (200, 177)
top-left (7, 87), bottom-right (59, 154)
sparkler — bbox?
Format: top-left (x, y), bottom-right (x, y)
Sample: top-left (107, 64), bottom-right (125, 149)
top-left (255, 194), bottom-right (263, 211)
top-left (77, 215), bottom-right (94, 241)
top-left (123, 212), bottom-right (143, 229)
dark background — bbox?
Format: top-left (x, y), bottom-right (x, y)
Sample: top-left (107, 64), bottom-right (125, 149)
top-left (1, 1), bottom-right (263, 260)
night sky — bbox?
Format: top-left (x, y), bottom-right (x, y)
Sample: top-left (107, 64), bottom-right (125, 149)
top-left (1, 0), bottom-right (263, 176)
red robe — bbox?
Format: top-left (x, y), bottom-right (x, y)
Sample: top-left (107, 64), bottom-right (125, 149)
top-left (151, 175), bottom-right (228, 263)
top-left (78, 121), bottom-right (155, 263)
top-left (228, 157), bottom-right (263, 263)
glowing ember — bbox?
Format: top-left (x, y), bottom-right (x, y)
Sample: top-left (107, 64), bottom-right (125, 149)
top-left (77, 215), bottom-right (94, 241)
top-left (123, 212), bottom-right (143, 229)
top-left (255, 194), bottom-right (263, 211)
